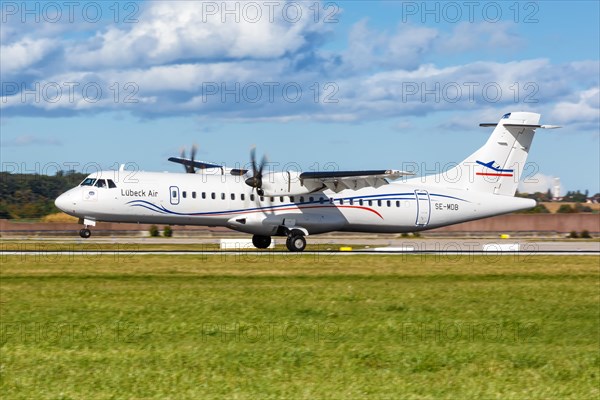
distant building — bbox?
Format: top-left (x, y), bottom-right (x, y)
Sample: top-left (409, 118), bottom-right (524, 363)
top-left (552, 178), bottom-right (562, 201)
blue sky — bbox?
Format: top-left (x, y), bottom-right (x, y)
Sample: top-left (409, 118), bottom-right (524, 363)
top-left (1, 1), bottom-right (599, 194)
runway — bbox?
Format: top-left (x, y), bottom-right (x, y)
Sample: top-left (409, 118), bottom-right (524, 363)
top-left (1, 237), bottom-right (598, 257)
top-left (2, 249), bottom-right (598, 257)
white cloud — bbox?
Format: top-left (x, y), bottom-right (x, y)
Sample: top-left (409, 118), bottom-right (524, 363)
top-left (437, 22), bottom-right (522, 53)
top-left (0, 38), bottom-right (56, 74)
top-left (550, 87), bottom-right (600, 125)
top-left (519, 173), bottom-right (556, 194)
top-left (66, 1), bottom-right (326, 69)
top-left (341, 21), bottom-right (438, 72)
top-left (1, 3), bottom-right (598, 127)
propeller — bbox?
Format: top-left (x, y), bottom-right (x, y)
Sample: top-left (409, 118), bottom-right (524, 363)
top-left (245, 146), bottom-right (267, 195)
top-left (180, 144), bottom-right (198, 174)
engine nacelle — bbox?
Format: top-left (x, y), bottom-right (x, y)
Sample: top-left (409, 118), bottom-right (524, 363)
top-left (259, 171), bottom-right (320, 196)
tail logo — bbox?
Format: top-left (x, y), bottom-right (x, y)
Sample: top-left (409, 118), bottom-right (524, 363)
top-left (476, 160), bottom-right (514, 177)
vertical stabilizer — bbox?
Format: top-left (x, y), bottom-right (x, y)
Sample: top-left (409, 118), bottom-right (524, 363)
top-left (429, 112), bottom-right (557, 196)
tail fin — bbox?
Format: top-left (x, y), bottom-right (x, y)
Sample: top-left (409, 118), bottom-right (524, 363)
top-left (432, 112), bottom-right (559, 196)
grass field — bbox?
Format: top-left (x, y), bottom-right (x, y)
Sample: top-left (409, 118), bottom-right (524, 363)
top-left (1, 253), bottom-right (598, 399)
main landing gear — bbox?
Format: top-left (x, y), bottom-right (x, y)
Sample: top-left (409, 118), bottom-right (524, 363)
top-left (286, 232), bottom-right (306, 252)
top-left (252, 230), bottom-right (306, 252)
top-left (79, 228), bottom-right (91, 238)
top-left (252, 235), bottom-right (272, 249)
top-left (251, 231), bottom-right (307, 252)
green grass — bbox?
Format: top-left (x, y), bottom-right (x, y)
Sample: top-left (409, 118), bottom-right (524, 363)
top-left (1, 255), bottom-right (598, 399)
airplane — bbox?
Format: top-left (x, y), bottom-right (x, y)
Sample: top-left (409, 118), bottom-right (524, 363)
top-left (55, 112), bottom-right (560, 252)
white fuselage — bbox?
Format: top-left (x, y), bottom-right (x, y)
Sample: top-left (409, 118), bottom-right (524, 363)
top-left (55, 170), bottom-right (535, 236)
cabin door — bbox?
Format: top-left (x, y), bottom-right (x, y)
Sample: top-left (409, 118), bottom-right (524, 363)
top-left (415, 190), bottom-right (431, 226)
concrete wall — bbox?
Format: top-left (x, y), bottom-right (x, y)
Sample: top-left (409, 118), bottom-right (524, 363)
top-left (429, 214), bottom-right (599, 234)
top-left (1, 214), bottom-right (598, 236)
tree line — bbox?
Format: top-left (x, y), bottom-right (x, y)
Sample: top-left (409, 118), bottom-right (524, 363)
top-left (0, 171), bottom-right (87, 219)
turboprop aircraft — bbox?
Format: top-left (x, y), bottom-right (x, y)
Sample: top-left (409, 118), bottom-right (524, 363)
top-left (55, 112), bottom-right (559, 251)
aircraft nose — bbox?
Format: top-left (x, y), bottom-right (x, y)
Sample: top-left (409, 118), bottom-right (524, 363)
top-left (55, 191), bottom-right (74, 212)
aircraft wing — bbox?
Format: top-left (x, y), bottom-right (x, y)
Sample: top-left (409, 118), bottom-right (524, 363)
top-left (299, 170), bottom-right (413, 193)
top-left (168, 157), bottom-right (223, 170)
top-left (168, 157), bottom-right (249, 175)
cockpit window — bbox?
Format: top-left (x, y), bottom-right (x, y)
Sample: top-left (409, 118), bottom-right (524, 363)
top-left (107, 179), bottom-right (117, 189)
top-left (81, 178), bottom-right (96, 186)
top-left (502, 113), bottom-right (511, 119)
top-left (95, 179), bottom-right (107, 188)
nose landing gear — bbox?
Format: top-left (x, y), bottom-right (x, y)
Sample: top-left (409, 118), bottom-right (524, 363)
top-left (77, 219), bottom-right (95, 239)
top-left (79, 228), bottom-right (92, 238)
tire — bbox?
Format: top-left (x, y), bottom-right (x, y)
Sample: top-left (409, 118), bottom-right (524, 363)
top-left (252, 235), bottom-right (271, 249)
top-left (79, 228), bottom-right (91, 239)
top-left (286, 234), bottom-right (306, 252)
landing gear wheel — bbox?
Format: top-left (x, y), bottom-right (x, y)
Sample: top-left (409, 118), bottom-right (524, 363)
top-left (252, 235), bottom-right (272, 249)
top-left (286, 234), bottom-right (306, 252)
top-left (79, 228), bottom-right (91, 239)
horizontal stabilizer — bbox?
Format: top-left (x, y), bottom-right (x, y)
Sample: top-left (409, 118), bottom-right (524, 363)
top-left (480, 123), bottom-right (562, 129)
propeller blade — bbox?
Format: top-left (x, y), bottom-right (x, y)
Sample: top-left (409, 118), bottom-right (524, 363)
top-left (184, 144), bottom-right (197, 174)
top-left (245, 146), bottom-right (266, 189)
top-left (191, 144), bottom-right (197, 164)
top-left (179, 148), bottom-right (191, 173)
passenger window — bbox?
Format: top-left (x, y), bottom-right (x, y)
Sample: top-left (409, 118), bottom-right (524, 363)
top-left (250, 194), bottom-right (255, 201)
top-left (280, 196), bottom-right (284, 202)
top-left (260, 196), bottom-right (264, 202)
top-left (172, 190), bottom-right (177, 198)
top-left (329, 198), bottom-right (334, 204)
top-left (359, 199), bottom-right (363, 206)
top-left (338, 199), bottom-right (344, 205)
top-left (107, 179), bottom-right (117, 189)
top-left (192, 192), bottom-right (196, 199)
top-left (290, 196), bottom-right (295, 202)
top-left (387, 200), bottom-right (391, 207)
top-left (221, 193), bottom-right (225, 200)
top-left (300, 196), bottom-right (305, 203)
top-left (270, 197), bottom-right (275, 202)
top-left (368, 200), bottom-right (373, 206)
top-left (396, 201), bottom-right (400, 207)
top-left (309, 197), bottom-right (314, 202)
top-left (241, 194), bottom-right (245, 201)
top-left (182, 191), bottom-right (187, 199)
top-left (211, 193), bottom-right (216, 200)
top-left (377, 200), bottom-right (382, 207)
top-left (319, 197), bottom-right (324, 204)
top-left (202, 192), bottom-right (206, 199)
top-left (349, 199), bottom-right (354, 205)
top-left (231, 193), bottom-right (235, 200)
